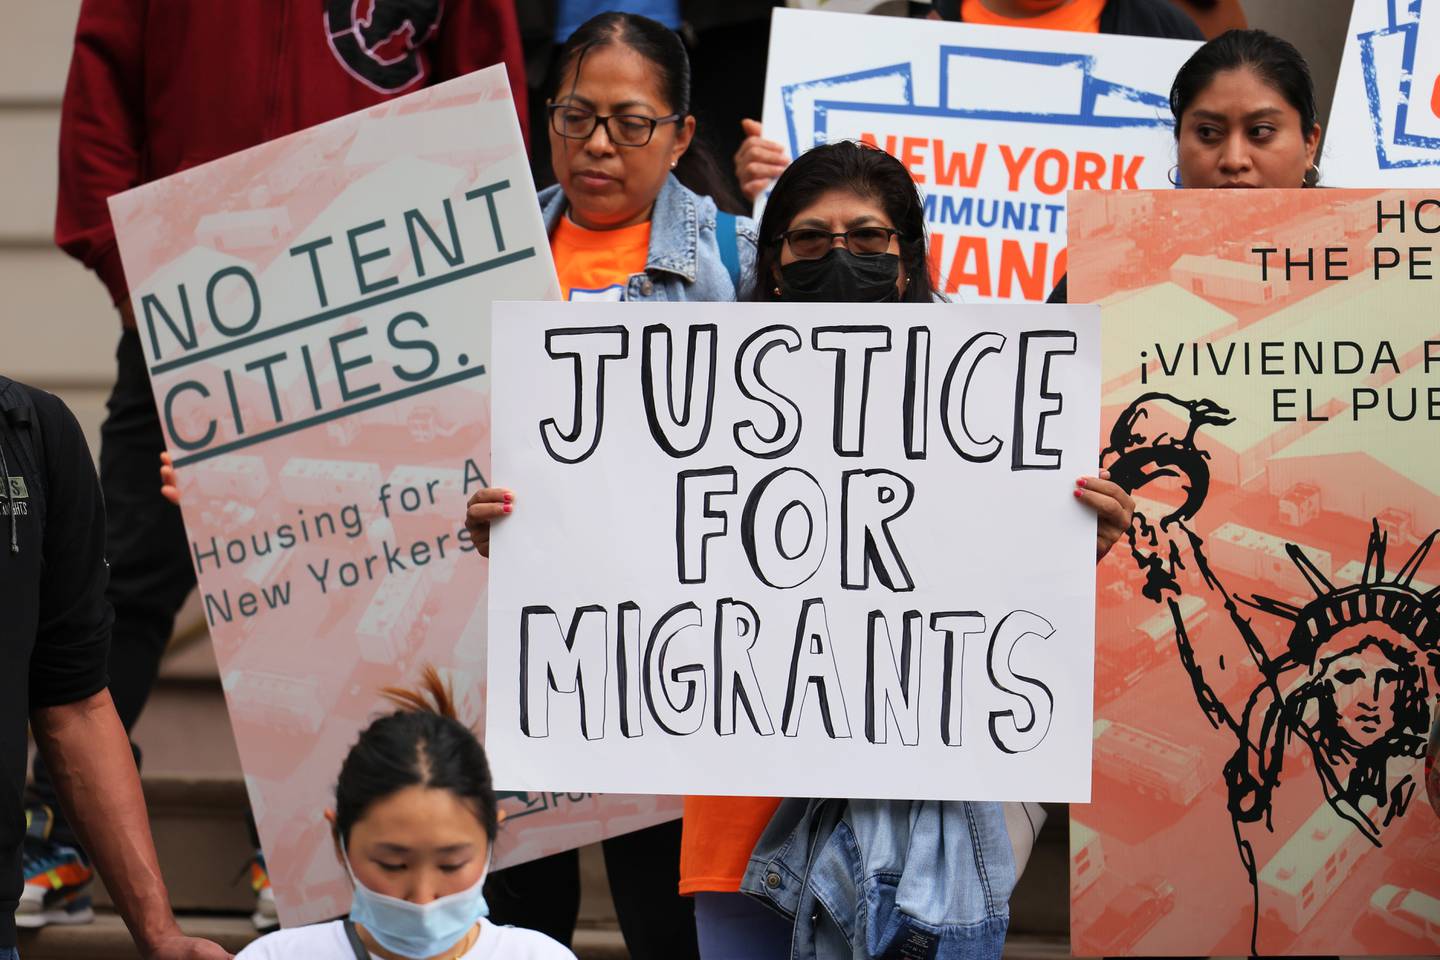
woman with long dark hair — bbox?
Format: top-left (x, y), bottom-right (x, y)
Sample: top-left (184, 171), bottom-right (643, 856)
top-left (468, 142), bottom-right (1135, 959)
top-left (1049, 28), bottom-right (1323, 302)
top-left (677, 141), bottom-right (1133, 959)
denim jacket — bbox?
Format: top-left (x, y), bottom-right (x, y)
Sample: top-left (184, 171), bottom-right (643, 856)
top-left (741, 799), bottom-right (1027, 960)
top-left (538, 174), bottom-right (757, 302)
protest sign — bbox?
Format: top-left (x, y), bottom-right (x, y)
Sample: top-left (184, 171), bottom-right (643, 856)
top-left (1069, 188), bottom-right (1440, 956)
top-left (758, 8), bottom-right (1199, 302)
top-left (486, 301), bottom-right (1101, 801)
top-left (106, 66), bottom-right (679, 926)
top-left (1326, 0), bottom-right (1440, 186)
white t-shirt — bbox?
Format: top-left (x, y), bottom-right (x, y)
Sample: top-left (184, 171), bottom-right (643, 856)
top-left (236, 919), bottom-right (577, 960)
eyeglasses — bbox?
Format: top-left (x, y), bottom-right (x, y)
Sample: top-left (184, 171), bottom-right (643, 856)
top-left (776, 227), bottom-right (902, 260)
top-left (548, 103), bottom-right (682, 147)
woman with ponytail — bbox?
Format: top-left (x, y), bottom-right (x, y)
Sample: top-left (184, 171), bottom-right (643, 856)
top-left (237, 668), bottom-right (573, 960)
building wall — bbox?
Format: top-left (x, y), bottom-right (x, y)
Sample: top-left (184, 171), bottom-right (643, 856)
top-left (3, 2), bottom-right (114, 454)
top-left (1246, 0), bottom-right (1355, 161)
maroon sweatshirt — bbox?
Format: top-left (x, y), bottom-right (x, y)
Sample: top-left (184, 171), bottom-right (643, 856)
top-left (55, 0), bottom-right (529, 314)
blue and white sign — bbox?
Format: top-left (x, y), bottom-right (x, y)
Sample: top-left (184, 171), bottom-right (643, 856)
top-left (759, 9), bottom-right (1200, 302)
top-left (1327, 0), bottom-right (1440, 184)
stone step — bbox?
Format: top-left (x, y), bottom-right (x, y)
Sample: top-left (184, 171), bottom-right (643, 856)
top-left (92, 776), bottom-right (255, 915)
top-left (15, 912), bottom-right (255, 960)
top-left (16, 911), bottom-right (1072, 960)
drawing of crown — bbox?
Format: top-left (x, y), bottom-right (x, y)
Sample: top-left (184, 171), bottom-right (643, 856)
top-left (1245, 523), bottom-right (1440, 665)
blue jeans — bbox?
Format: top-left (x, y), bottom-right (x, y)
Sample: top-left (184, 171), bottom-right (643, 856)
top-left (0, 946), bottom-right (19, 960)
top-left (694, 892), bottom-right (791, 960)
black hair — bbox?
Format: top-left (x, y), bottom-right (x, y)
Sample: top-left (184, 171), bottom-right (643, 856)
top-left (553, 12), bottom-right (744, 214)
top-left (334, 666), bottom-right (498, 844)
top-left (748, 141), bottom-right (935, 303)
top-left (1169, 29), bottom-right (1321, 186)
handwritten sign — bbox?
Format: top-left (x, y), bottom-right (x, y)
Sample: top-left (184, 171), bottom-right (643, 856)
top-left (487, 301), bottom-right (1101, 801)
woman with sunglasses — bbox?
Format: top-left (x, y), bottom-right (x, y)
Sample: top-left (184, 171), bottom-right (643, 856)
top-left (676, 140), bottom-right (1133, 960)
top-left (468, 141), bottom-right (1134, 959)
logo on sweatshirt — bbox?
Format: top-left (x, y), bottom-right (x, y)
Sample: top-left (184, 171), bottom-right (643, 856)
top-left (324, 0), bottom-right (443, 94)
top-left (1, 475), bottom-right (27, 516)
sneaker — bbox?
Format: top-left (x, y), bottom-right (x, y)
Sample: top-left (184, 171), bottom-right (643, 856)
top-left (18, 806), bottom-right (94, 929)
top-left (249, 853), bottom-right (279, 932)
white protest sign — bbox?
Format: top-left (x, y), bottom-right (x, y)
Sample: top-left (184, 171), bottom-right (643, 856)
top-left (758, 9), bottom-right (1200, 302)
top-left (1326, 0), bottom-right (1440, 185)
top-left (487, 301), bottom-right (1100, 802)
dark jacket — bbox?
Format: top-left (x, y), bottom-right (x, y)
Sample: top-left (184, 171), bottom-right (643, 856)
top-left (935, 0), bottom-right (1205, 40)
top-left (0, 378), bottom-right (111, 947)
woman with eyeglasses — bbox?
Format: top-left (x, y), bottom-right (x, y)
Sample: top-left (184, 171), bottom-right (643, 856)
top-left (1048, 28), bottom-right (1323, 303)
top-left (479, 12), bottom-right (753, 960)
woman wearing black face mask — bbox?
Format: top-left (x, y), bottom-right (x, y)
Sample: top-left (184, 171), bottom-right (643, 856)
top-left (671, 141), bottom-right (1137, 960)
top-left (747, 141), bottom-right (935, 306)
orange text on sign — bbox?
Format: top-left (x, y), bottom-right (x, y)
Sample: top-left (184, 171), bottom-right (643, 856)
top-left (860, 132), bottom-right (1144, 193)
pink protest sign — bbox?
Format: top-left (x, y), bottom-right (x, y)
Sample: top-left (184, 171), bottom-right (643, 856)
top-left (107, 65), bottom-right (681, 926)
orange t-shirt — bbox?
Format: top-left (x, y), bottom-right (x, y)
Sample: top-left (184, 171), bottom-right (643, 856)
top-left (960, 0), bottom-right (1105, 32)
top-left (679, 796), bottom-right (782, 895)
top-left (550, 215), bottom-right (651, 301)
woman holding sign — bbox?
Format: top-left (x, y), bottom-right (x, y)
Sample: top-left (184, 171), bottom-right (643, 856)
top-left (1047, 28), bottom-right (1324, 302)
top-left (691, 141), bottom-right (1132, 960)
top-left (466, 140), bottom-right (1135, 959)
top-left (538, 12), bottom-right (753, 306)
top-left (490, 11), bottom-right (754, 960)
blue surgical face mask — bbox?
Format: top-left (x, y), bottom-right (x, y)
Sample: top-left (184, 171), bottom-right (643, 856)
top-left (344, 846), bottom-right (490, 958)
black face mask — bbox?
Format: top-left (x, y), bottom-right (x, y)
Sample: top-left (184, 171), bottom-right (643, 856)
top-left (777, 249), bottom-right (902, 303)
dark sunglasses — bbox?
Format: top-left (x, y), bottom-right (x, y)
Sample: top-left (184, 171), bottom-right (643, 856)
top-left (775, 226), bottom-right (903, 260)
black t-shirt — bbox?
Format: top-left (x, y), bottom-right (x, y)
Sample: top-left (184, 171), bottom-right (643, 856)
top-left (0, 377), bottom-right (111, 947)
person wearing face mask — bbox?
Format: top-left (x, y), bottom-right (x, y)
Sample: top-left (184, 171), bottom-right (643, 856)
top-left (465, 142), bottom-right (1135, 960)
top-left (1047, 28), bottom-right (1323, 304)
top-left (235, 668), bottom-right (573, 960)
